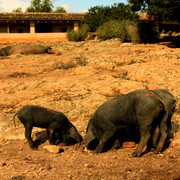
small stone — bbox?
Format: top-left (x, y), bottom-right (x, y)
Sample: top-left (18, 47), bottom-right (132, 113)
top-left (43, 145), bottom-right (64, 153)
top-left (3, 108), bottom-right (13, 113)
top-left (68, 174), bottom-right (73, 179)
top-left (158, 154), bottom-right (164, 157)
top-left (83, 147), bottom-right (90, 152)
top-left (46, 165), bottom-right (51, 170)
top-left (1, 162), bottom-right (7, 167)
top-left (169, 155), bottom-right (175, 159)
top-left (126, 169), bottom-right (132, 173)
top-left (56, 51), bottom-right (62, 55)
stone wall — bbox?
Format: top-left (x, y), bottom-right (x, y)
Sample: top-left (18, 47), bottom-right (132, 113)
top-left (0, 33), bottom-right (68, 43)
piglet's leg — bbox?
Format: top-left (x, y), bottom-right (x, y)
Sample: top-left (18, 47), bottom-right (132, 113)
top-left (25, 125), bottom-right (37, 150)
top-left (48, 129), bottom-right (56, 145)
top-left (112, 139), bottom-right (121, 150)
top-left (153, 126), bottom-right (160, 148)
top-left (48, 122), bottom-right (59, 145)
top-left (146, 125), bottom-right (160, 152)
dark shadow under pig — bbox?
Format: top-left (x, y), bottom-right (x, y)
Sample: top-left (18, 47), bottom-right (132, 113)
top-left (13, 105), bottom-right (82, 150)
top-left (0, 44), bottom-right (54, 56)
top-left (85, 89), bottom-right (169, 157)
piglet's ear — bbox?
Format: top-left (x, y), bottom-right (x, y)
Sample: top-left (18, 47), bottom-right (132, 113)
top-left (85, 128), bottom-right (96, 146)
top-left (68, 126), bottom-right (77, 138)
top-left (68, 126), bottom-right (82, 143)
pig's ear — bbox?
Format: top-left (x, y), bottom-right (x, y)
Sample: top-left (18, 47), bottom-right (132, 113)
top-left (68, 126), bottom-right (82, 143)
top-left (85, 128), bottom-right (96, 146)
top-left (68, 126), bottom-right (78, 138)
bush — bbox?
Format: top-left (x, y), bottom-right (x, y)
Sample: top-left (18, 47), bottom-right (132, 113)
top-left (67, 24), bottom-right (90, 42)
top-left (96, 20), bottom-right (140, 43)
top-left (125, 20), bottom-right (140, 43)
top-left (96, 20), bottom-right (126, 41)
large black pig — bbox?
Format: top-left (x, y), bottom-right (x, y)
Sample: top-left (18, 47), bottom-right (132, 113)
top-left (13, 105), bottom-right (82, 150)
top-left (113, 89), bottom-right (177, 151)
top-left (85, 89), bottom-right (169, 157)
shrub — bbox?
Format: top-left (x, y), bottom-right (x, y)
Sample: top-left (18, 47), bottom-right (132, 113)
top-left (96, 20), bottom-right (126, 41)
top-left (67, 24), bottom-right (90, 42)
top-left (125, 20), bottom-right (140, 43)
top-left (96, 19), bottom-right (140, 43)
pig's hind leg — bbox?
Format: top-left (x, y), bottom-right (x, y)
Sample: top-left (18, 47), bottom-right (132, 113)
top-left (132, 118), bottom-right (151, 157)
top-left (48, 122), bottom-right (60, 145)
top-left (94, 126), bottom-right (117, 153)
top-left (24, 124), bottom-right (38, 150)
top-left (155, 121), bottom-right (168, 153)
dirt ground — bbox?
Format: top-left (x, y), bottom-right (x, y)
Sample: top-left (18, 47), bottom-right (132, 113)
top-left (0, 39), bottom-right (180, 179)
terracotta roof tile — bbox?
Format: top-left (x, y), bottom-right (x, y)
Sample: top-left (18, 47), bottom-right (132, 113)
top-left (138, 12), bottom-right (155, 21)
top-left (0, 12), bottom-right (85, 21)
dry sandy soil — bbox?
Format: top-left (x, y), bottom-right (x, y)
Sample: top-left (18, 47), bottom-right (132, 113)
top-left (0, 39), bottom-right (180, 179)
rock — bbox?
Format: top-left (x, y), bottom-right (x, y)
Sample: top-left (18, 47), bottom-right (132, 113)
top-left (43, 145), bottom-right (64, 153)
top-left (3, 108), bottom-right (13, 113)
top-left (56, 50), bottom-right (62, 55)
top-left (0, 162), bottom-right (7, 167)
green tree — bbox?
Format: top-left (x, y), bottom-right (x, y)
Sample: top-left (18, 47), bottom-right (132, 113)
top-left (26, 0), bottom-right (53, 12)
top-left (13, 8), bottom-right (23, 12)
top-left (54, 6), bottom-right (67, 13)
top-left (41, 0), bottom-right (53, 12)
top-left (128, 0), bottom-right (180, 21)
top-left (81, 3), bottom-right (138, 31)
